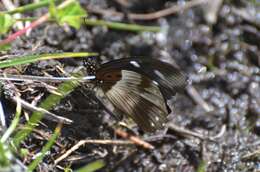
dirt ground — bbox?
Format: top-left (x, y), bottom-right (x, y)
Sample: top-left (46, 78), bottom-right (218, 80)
top-left (1, 0), bottom-right (260, 171)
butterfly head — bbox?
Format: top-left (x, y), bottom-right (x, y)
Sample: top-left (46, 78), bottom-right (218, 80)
top-left (83, 57), bottom-right (98, 77)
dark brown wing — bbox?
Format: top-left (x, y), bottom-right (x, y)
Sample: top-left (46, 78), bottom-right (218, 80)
top-left (96, 57), bottom-right (187, 99)
top-left (95, 70), bottom-right (168, 132)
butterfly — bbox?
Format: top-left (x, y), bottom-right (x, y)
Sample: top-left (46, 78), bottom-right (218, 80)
top-left (0, 57), bottom-right (187, 132)
top-left (90, 57), bottom-right (187, 132)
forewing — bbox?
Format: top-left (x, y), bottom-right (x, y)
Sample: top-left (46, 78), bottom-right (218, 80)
top-left (97, 57), bottom-right (188, 99)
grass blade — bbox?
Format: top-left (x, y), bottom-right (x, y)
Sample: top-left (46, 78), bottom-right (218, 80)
top-left (28, 123), bottom-right (62, 171)
top-left (0, 52), bottom-right (98, 69)
top-left (84, 18), bottom-right (160, 32)
top-left (76, 159), bottom-right (105, 172)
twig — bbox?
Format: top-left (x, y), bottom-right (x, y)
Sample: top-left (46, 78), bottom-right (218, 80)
top-left (242, 149), bottom-right (260, 160)
top-left (11, 96), bottom-right (73, 124)
top-left (168, 123), bottom-right (207, 140)
top-left (185, 85), bottom-right (214, 112)
top-left (167, 123), bottom-right (216, 142)
top-left (87, 0), bottom-right (207, 20)
top-left (211, 125), bottom-right (226, 140)
top-left (54, 139), bottom-right (133, 164)
top-left (168, 123), bottom-right (227, 142)
top-left (115, 129), bottom-right (155, 149)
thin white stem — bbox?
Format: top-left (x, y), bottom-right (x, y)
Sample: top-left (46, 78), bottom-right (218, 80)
top-left (0, 74), bottom-right (96, 83)
top-left (0, 100), bottom-right (6, 128)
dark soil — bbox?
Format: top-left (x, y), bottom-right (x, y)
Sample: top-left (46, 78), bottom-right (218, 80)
top-left (1, 0), bottom-right (259, 171)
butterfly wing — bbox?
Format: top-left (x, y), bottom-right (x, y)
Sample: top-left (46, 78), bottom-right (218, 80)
top-left (96, 57), bottom-right (187, 99)
top-left (96, 70), bottom-right (168, 132)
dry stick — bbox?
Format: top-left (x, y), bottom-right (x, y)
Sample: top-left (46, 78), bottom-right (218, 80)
top-left (167, 123), bottom-right (217, 142)
top-left (11, 96), bottom-right (73, 124)
top-left (115, 129), bottom-right (155, 149)
top-left (0, 0), bottom-right (75, 47)
top-left (241, 141), bottom-right (260, 160)
top-left (211, 125), bottom-right (226, 140)
top-left (87, 0), bottom-right (207, 20)
top-left (167, 123), bottom-right (206, 140)
top-left (54, 139), bottom-right (133, 165)
top-left (186, 85), bottom-right (214, 112)
top-left (242, 149), bottom-right (260, 160)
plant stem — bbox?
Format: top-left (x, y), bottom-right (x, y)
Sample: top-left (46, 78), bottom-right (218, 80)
top-left (84, 18), bottom-right (161, 32)
top-left (6, 0), bottom-right (59, 15)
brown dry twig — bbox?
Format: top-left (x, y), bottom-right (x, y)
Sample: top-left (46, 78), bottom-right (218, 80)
top-left (87, 0), bottom-right (207, 20)
top-left (115, 129), bottom-right (155, 149)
